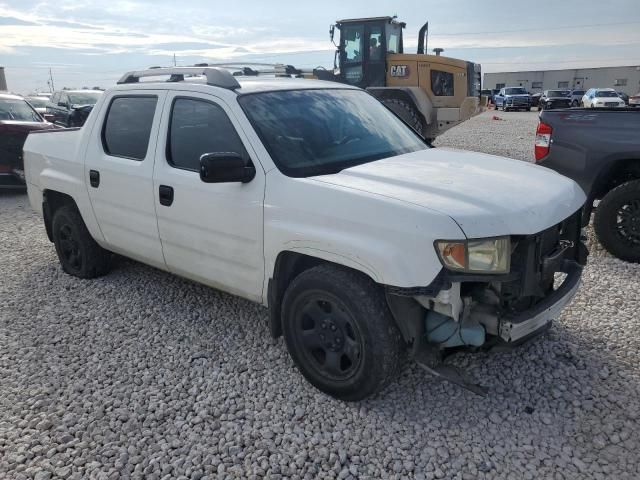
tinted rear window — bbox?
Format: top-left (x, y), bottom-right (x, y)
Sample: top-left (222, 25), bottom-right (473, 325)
top-left (102, 96), bottom-right (157, 160)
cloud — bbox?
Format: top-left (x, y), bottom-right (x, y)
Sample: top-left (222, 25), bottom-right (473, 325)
top-left (0, 15), bottom-right (37, 26)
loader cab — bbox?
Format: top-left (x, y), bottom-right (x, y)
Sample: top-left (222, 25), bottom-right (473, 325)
top-left (334, 17), bottom-right (405, 88)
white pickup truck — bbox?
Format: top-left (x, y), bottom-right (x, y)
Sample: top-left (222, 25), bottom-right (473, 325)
top-left (24, 67), bottom-right (588, 400)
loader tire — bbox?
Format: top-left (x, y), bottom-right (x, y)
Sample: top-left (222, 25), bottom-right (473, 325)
top-left (382, 98), bottom-right (424, 136)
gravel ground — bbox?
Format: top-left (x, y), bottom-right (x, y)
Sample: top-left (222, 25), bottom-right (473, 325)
top-left (2, 112), bottom-right (640, 479)
top-left (435, 109), bottom-right (538, 162)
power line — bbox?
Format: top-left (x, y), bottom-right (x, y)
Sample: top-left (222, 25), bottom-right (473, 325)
top-left (430, 21), bottom-right (640, 36)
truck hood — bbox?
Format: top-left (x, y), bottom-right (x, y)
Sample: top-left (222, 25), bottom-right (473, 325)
top-left (309, 148), bottom-right (586, 238)
top-left (0, 120), bottom-right (54, 133)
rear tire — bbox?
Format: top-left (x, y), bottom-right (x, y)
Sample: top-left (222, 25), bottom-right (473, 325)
top-left (594, 180), bottom-right (640, 262)
top-left (281, 264), bottom-right (405, 401)
top-left (381, 98), bottom-right (424, 136)
top-left (52, 205), bottom-right (111, 278)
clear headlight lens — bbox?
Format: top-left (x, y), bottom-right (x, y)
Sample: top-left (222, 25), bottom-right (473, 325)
top-left (435, 237), bottom-right (510, 274)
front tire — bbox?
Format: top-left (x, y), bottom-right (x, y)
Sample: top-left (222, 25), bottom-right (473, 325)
top-left (281, 264), bottom-right (404, 401)
top-left (594, 180), bottom-right (640, 262)
top-left (52, 205), bottom-right (111, 278)
top-left (381, 98), bottom-right (424, 136)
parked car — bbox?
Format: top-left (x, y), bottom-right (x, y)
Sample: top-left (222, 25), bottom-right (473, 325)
top-left (568, 89), bottom-right (585, 107)
top-left (617, 91), bottom-right (630, 105)
top-left (581, 88), bottom-right (626, 108)
top-left (46, 90), bottom-right (102, 127)
top-left (494, 86), bottom-right (531, 111)
top-left (536, 108), bottom-right (640, 262)
top-left (530, 92), bottom-right (542, 108)
top-left (538, 90), bottom-right (571, 110)
top-left (24, 67), bottom-right (588, 400)
top-left (25, 96), bottom-right (50, 116)
top-left (630, 92), bottom-right (640, 107)
top-left (0, 94), bottom-right (55, 188)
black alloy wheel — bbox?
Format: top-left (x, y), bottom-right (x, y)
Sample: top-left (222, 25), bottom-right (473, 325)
top-left (57, 223), bottom-right (83, 272)
top-left (52, 205), bottom-right (111, 278)
top-left (292, 293), bottom-right (363, 381)
top-left (595, 180), bottom-right (640, 262)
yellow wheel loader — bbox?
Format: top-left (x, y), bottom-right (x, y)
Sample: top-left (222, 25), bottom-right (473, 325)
top-left (313, 16), bottom-right (482, 143)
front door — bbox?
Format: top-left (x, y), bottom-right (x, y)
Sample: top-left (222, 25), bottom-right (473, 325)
top-left (84, 90), bottom-right (167, 269)
top-left (152, 92), bottom-right (265, 302)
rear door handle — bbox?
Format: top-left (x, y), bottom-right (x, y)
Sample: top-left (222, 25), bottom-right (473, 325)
top-left (89, 170), bottom-right (100, 188)
top-left (159, 185), bottom-right (174, 206)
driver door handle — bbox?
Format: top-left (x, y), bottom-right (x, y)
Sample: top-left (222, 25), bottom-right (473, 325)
top-left (159, 185), bottom-right (174, 206)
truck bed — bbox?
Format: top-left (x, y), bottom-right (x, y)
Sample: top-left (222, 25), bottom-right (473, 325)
top-left (537, 108), bottom-right (640, 200)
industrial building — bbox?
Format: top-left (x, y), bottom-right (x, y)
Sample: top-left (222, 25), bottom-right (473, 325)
top-left (484, 65), bottom-right (640, 94)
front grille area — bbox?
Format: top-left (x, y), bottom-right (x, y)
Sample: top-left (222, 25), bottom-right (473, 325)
top-left (498, 210), bottom-right (584, 315)
top-left (508, 97), bottom-right (529, 106)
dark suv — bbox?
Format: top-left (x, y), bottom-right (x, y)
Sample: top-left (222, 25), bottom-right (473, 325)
top-left (46, 90), bottom-right (102, 127)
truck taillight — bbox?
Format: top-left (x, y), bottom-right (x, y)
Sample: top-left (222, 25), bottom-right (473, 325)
top-left (534, 121), bottom-right (552, 162)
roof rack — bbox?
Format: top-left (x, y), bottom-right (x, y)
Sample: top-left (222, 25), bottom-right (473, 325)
top-left (193, 63), bottom-right (307, 77)
top-left (117, 67), bottom-right (241, 90)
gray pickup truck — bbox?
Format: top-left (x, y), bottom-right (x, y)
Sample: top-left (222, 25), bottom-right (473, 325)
top-left (535, 108), bottom-right (640, 262)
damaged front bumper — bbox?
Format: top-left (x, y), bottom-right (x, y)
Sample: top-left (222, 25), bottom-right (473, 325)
top-left (498, 260), bottom-right (581, 343)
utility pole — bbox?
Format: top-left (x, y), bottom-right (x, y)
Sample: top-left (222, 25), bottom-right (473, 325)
top-left (173, 53), bottom-right (177, 67)
top-left (47, 68), bottom-right (55, 93)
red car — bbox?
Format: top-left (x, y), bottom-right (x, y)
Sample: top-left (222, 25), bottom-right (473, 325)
top-left (0, 94), bottom-right (56, 188)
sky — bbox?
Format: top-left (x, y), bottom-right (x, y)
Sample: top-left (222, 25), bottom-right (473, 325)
top-left (1, 0), bottom-right (639, 94)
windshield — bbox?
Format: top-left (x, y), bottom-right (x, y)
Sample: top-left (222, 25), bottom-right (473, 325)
top-left (67, 92), bottom-right (101, 105)
top-left (547, 90), bottom-right (570, 97)
top-left (238, 89), bottom-right (427, 177)
top-left (27, 97), bottom-right (49, 108)
top-left (595, 90), bottom-right (619, 98)
top-left (0, 98), bottom-right (42, 122)
top-left (505, 87), bottom-right (527, 95)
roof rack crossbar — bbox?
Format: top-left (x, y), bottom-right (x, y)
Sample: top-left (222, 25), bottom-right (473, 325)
top-left (117, 67), bottom-right (241, 89)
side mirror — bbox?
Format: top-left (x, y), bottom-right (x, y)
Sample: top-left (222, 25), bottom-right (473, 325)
top-left (329, 24), bottom-right (335, 44)
top-left (199, 152), bottom-right (255, 183)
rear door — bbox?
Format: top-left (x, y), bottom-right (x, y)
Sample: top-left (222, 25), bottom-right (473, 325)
top-left (152, 91), bottom-right (265, 302)
top-left (84, 90), bottom-right (167, 269)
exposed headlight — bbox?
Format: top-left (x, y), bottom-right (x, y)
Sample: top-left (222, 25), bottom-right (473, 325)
top-left (435, 237), bottom-right (510, 274)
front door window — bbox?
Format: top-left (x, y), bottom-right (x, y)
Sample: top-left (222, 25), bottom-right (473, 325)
top-left (342, 25), bottom-right (363, 84)
top-left (368, 26), bottom-right (383, 61)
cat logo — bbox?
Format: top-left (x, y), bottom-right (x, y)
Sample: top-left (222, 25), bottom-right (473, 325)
top-left (390, 65), bottom-right (409, 77)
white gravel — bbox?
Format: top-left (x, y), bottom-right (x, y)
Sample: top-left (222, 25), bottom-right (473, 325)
top-left (435, 109), bottom-right (539, 162)
top-left (2, 112), bottom-right (640, 479)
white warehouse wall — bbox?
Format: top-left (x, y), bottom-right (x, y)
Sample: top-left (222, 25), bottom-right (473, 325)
top-left (483, 65), bottom-right (640, 94)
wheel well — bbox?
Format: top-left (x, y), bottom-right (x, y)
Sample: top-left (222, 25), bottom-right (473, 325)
top-left (593, 159), bottom-right (640, 201)
top-left (267, 252), bottom-right (326, 338)
top-left (42, 190), bottom-right (76, 241)
top-left (369, 89), bottom-right (425, 122)
top-left (267, 251), bottom-right (422, 345)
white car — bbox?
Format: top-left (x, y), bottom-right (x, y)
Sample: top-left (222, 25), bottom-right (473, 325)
top-left (582, 88), bottom-right (626, 108)
top-left (23, 67), bottom-right (588, 400)
top-left (630, 92), bottom-right (640, 107)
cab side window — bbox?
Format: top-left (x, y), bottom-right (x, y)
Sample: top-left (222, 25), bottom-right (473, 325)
top-left (431, 70), bottom-right (454, 96)
top-left (102, 96), bottom-right (158, 160)
top-left (59, 93), bottom-right (69, 108)
top-left (167, 98), bottom-right (248, 172)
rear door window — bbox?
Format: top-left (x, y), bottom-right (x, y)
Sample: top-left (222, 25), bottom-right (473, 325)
top-left (102, 96), bottom-right (158, 160)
